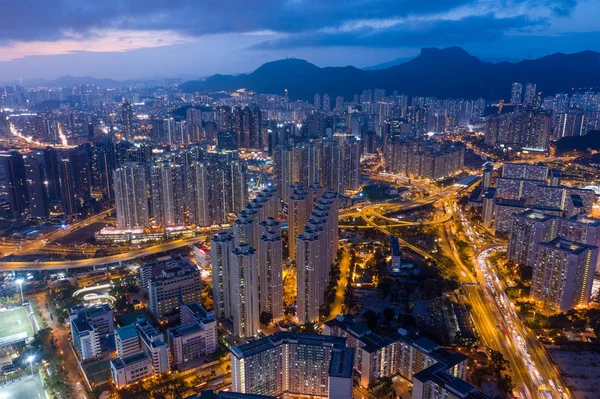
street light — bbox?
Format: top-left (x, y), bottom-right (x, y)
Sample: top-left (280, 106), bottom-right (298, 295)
top-left (15, 279), bottom-right (24, 303)
top-left (27, 355), bottom-right (35, 376)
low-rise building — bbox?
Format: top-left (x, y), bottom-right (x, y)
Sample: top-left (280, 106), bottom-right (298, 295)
top-left (110, 317), bottom-right (171, 389)
top-left (148, 260), bottom-right (202, 318)
top-left (412, 362), bottom-right (502, 399)
top-left (168, 302), bottom-right (218, 366)
top-left (324, 315), bottom-right (468, 389)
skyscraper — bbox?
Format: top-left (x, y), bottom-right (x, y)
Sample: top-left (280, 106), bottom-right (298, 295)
top-left (210, 230), bottom-right (235, 320)
top-left (150, 161), bottom-right (185, 227)
top-left (23, 153), bottom-right (48, 219)
top-left (287, 184), bottom-right (310, 260)
top-left (0, 151), bottom-right (28, 220)
top-left (230, 244), bottom-right (260, 338)
top-left (114, 163), bottom-right (149, 229)
top-left (510, 82), bottom-right (523, 105)
top-left (296, 226), bottom-right (324, 324)
top-left (258, 230), bottom-right (283, 320)
top-left (231, 332), bottom-right (353, 399)
top-left (523, 82), bottom-right (537, 106)
top-left (508, 210), bottom-right (557, 267)
top-left (121, 102), bottom-right (134, 141)
top-left (531, 237), bottom-right (598, 311)
top-left (322, 94), bottom-right (331, 113)
top-left (59, 156), bottom-right (77, 219)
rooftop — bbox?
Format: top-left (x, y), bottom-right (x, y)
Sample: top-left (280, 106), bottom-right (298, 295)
top-left (115, 324), bottom-right (138, 341)
top-left (231, 332), bottom-right (348, 359)
top-left (111, 352), bottom-right (149, 370)
top-left (414, 363), bottom-right (497, 399)
top-left (540, 237), bottom-right (594, 255)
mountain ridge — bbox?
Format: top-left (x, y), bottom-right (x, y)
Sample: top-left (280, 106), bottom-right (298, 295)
top-left (180, 47), bottom-right (600, 101)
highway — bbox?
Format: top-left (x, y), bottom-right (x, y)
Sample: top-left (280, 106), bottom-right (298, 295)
top-left (0, 235), bottom-right (207, 271)
top-left (442, 200), bottom-right (569, 398)
top-left (353, 179), bottom-right (568, 399)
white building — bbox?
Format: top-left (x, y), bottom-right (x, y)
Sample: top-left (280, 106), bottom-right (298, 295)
top-left (70, 316), bottom-right (101, 361)
top-left (167, 302), bottom-right (218, 366)
top-left (115, 323), bottom-right (140, 359)
top-left (147, 262), bottom-right (201, 318)
top-left (110, 317), bottom-right (171, 389)
top-left (70, 304), bottom-right (114, 361)
top-left (110, 352), bottom-right (154, 388)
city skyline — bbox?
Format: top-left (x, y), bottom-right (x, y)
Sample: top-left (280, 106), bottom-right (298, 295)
top-left (0, 0), bottom-right (599, 80)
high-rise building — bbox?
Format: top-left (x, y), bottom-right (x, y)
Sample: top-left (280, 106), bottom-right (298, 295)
top-left (322, 94), bottom-right (331, 113)
top-left (510, 82), bottom-right (523, 105)
top-left (59, 155), bottom-right (77, 218)
top-left (211, 230), bottom-right (235, 320)
top-left (485, 109), bottom-right (551, 150)
top-left (555, 110), bottom-right (586, 138)
top-left (296, 226), bottom-right (324, 324)
top-left (122, 102), bottom-right (134, 141)
top-left (287, 184), bottom-right (310, 260)
top-left (150, 161), bottom-right (185, 227)
top-left (523, 83), bottom-right (537, 106)
top-left (23, 152), bottom-right (48, 219)
top-left (258, 230), bottom-right (283, 320)
top-left (147, 262), bottom-right (202, 317)
top-left (314, 93), bottom-right (321, 110)
top-left (0, 151), bottom-right (28, 220)
top-left (235, 106), bottom-right (262, 149)
top-left (230, 244), bottom-right (260, 338)
top-left (508, 210), bottom-right (557, 267)
top-left (558, 214), bottom-right (600, 271)
top-left (531, 237), bottom-right (598, 311)
top-left (335, 96), bottom-right (344, 112)
top-left (384, 139), bottom-right (465, 181)
top-left (296, 190), bottom-right (339, 324)
top-left (231, 332), bottom-right (353, 399)
top-left (482, 164), bottom-right (493, 189)
top-left (114, 162), bottom-right (149, 229)
top-left (188, 161), bottom-right (211, 227)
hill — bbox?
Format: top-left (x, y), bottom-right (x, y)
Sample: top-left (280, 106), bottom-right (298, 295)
top-left (180, 47), bottom-right (600, 101)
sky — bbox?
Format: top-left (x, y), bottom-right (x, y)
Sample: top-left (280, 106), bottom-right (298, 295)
top-left (0, 0), bottom-right (599, 81)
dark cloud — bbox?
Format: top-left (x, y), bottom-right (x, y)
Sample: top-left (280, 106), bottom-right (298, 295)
top-left (0, 0), bottom-right (482, 41)
top-left (250, 14), bottom-right (545, 50)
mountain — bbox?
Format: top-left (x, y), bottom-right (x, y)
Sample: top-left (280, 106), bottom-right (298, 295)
top-left (180, 47), bottom-right (600, 101)
top-left (50, 75), bottom-right (122, 88)
top-left (363, 56), bottom-right (413, 70)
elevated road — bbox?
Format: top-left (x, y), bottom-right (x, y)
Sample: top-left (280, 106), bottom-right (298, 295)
top-left (0, 236), bottom-right (206, 271)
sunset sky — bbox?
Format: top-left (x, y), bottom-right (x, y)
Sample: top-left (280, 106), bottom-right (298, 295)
top-left (1, 0), bottom-right (599, 81)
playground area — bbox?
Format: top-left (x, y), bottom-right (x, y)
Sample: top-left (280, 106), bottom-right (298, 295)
top-left (0, 307), bottom-right (34, 347)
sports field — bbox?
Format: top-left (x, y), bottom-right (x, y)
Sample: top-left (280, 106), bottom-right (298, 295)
top-left (0, 307), bottom-right (34, 342)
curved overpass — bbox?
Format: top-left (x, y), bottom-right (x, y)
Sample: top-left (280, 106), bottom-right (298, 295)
top-left (0, 236), bottom-right (206, 271)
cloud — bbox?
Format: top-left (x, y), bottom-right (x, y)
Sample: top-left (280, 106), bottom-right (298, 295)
top-left (0, 0), bottom-right (588, 64)
top-left (0, 0), bottom-right (477, 42)
top-left (250, 14), bottom-right (545, 49)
